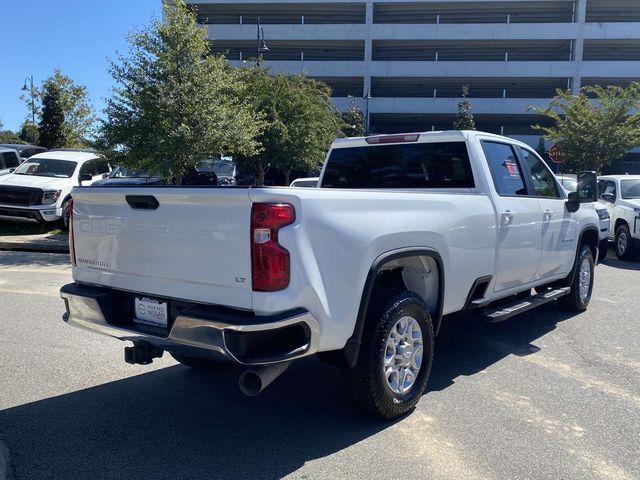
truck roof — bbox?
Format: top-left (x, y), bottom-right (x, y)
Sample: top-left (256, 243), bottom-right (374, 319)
top-left (27, 150), bottom-right (99, 162)
top-left (599, 175), bottom-right (640, 180)
top-left (330, 130), bottom-right (530, 149)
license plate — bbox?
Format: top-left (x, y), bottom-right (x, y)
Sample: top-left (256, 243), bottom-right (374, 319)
top-left (134, 296), bottom-right (168, 328)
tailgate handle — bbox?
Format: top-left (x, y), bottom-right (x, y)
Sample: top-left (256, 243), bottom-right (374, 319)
top-left (126, 195), bottom-right (159, 210)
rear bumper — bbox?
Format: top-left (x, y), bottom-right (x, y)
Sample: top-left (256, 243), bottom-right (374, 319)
top-left (60, 283), bottom-right (320, 365)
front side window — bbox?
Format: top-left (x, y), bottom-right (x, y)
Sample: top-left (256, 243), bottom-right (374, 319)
top-left (80, 161), bottom-right (98, 177)
top-left (621, 179), bottom-right (640, 199)
top-left (519, 147), bottom-right (561, 198)
top-left (2, 152), bottom-right (20, 168)
top-left (322, 141), bottom-right (475, 189)
top-left (13, 158), bottom-right (77, 178)
top-left (598, 180), bottom-right (617, 201)
top-left (482, 141), bottom-right (526, 196)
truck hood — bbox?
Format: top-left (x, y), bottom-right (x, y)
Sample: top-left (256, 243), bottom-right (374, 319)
top-left (619, 198), bottom-right (640, 209)
top-left (0, 174), bottom-right (71, 190)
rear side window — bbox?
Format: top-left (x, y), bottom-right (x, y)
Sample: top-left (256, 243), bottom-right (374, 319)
top-left (482, 142), bottom-right (527, 196)
top-left (321, 141), bottom-right (474, 189)
top-left (2, 152), bottom-right (19, 168)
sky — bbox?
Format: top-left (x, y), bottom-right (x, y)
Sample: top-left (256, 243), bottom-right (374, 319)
top-left (1, 0), bottom-right (161, 132)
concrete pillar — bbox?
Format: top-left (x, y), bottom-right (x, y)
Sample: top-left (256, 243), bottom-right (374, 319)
top-left (571, 0), bottom-right (587, 92)
top-left (363, 0), bottom-right (373, 121)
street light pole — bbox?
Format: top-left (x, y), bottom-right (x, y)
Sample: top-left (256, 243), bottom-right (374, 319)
top-left (363, 88), bottom-right (371, 134)
top-left (256, 17), bottom-right (269, 66)
top-left (21, 75), bottom-right (36, 125)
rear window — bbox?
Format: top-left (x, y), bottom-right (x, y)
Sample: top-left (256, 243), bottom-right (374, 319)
top-left (321, 141), bottom-right (474, 189)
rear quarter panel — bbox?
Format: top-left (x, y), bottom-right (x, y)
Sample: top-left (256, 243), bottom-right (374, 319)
top-left (249, 187), bottom-right (496, 351)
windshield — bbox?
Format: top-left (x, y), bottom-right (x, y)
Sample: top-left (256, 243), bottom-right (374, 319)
top-left (110, 166), bottom-right (159, 178)
top-left (197, 159), bottom-right (235, 176)
top-left (13, 158), bottom-right (77, 178)
top-left (621, 179), bottom-right (640, 199)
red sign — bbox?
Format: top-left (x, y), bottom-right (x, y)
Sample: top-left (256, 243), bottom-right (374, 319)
top-left (548, 143), bottom-right (565, 164)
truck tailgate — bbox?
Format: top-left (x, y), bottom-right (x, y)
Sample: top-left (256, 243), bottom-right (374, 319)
top-left (70, 187), bottom-right (253, 309)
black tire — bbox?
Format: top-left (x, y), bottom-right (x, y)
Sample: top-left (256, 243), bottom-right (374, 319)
top-left (170, 353), bottom-right (224, 370)
top-left (351, 291), bottom-right (434, 419)
top-left (558, 244), bottom-right (594, 312)
top-left (60, 200), bottom-right (71, 231)
top-left (615, 224), bottom-right (638, 261)
top-left (598, 239), bottom-right (609, 263)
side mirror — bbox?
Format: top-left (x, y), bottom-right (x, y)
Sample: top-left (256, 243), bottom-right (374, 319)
top-left (577, 171), bottom-right (598, 203)
top-left (79, 173), bottom-right (93, 185)
top-left (566, 191), bottom-right (580, 213)
top-left (600, 192), bottom-right (615, 203)
top-left (9, 168), bottom-right (15, 173)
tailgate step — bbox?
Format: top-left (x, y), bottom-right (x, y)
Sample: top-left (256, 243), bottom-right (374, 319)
top-left (483, 287), bottom-right (571, 323)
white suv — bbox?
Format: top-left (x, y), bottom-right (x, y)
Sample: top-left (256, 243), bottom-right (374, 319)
top-left (0, 150), bottom-right (110, 227)
top-left (598, 175), bottom-right (640, 260)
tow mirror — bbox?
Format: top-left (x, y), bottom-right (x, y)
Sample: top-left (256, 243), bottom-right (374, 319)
top-left (577, 171), bottom-right (598, 202)
top-left (567, 171), bottom-right (598, 213)
top-left (78, 173), bottom-right (93, 185)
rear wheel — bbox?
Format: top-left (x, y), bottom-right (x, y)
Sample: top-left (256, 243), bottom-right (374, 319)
top-left (615, 224), bottom-right (638, 260)
top-left (558, 244), bottom-right (594, 312)
top-left (351, 291), bottom-right (434, 419)
top-left (170, 353), bottom-right (224, 370)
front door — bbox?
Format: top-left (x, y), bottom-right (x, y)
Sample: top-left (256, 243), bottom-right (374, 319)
top-left (519, 147), bottom-right (576, 278)
top-left (481, 140), bottom-right (543, 292)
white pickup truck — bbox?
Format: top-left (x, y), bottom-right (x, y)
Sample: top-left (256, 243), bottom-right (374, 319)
top-left (60, 131), bottom-right (601, 419)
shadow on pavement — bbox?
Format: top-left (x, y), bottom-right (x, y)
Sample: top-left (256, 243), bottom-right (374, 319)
top-left (428, 302), bottom-right (577, 392)
top-left (599, 255), bottom-right (640, 271)
top-left (0, 359), bottom-right (389, 480)
top-left (0, 250), bottom-right (70, 268)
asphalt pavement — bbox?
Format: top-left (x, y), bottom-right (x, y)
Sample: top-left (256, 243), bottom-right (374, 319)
top-left (0, 250), bottom-right (639, 480)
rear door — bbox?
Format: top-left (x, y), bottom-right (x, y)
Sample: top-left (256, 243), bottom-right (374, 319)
top-left (481, 140), bottom-right (543, 292)
top-left (71, 187), bottom-right (253, 309)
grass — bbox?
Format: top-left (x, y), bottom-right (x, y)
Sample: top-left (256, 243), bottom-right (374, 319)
top-left (0, 221), bottom-right (65, 236)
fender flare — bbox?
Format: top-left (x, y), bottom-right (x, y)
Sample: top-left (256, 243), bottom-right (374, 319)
top-left (567, 226), bottom-right (600, 282)
top-left (342, 247), bottom-right (445, 368)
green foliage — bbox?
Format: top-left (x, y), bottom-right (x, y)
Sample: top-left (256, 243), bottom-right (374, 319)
top-left (23, 70), bottom-right (95, 147)
top-left (531, 83), bottom-right (640, 172)
top-left (19, 122), bottom-right (39, 144)
top-left (100, 0), bottom-right (262, 182)
top-left (453, 85), bottom-right (476, 130)
top-left (38, 84), bottom-right (66, 149)
top-left (236, 66), bottom-right (343, 185)
top-left (341, 96), bottom-right (365, 137)
top-left (0, 130), bottom-right (24, 144)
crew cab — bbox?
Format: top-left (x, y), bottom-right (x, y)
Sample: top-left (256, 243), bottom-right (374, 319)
top-left (60, 131), bottom-right (601, 419)
top-left (0, 150), bottom-right (109, 227)
top-left (598, 175), bottom-right (640, 260)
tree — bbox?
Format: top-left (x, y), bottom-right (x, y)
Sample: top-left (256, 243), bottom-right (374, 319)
top-left (100, 0), bottom-right (262, 182)
top-left (22, 70), bottom-right (95, 147)
top-left (38, 83), bottom-right (66, 149)
top-left (0, 130), bottom-right (24, 144)
top-left (236, 67), bottom-right (343, 185)
top-left (453, 85), bottom-right (476, 130)
top-left (531, 83), bottom-right (640, 172)
top-left (341, 96), bottom-right (365, 137)
top-left (19, 121), bottom-right (39, 144)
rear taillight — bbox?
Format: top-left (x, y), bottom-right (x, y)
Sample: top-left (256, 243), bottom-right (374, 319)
top-left (251, 203), bottom-right (295, 292)
top-left (68, 198), bottom-right (76, 266)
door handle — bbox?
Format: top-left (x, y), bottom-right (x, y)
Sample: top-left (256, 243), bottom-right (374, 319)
top-left (501, 211), bottom-right (514, 226)
top-left (543, 210), bottom-right (554, 222)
